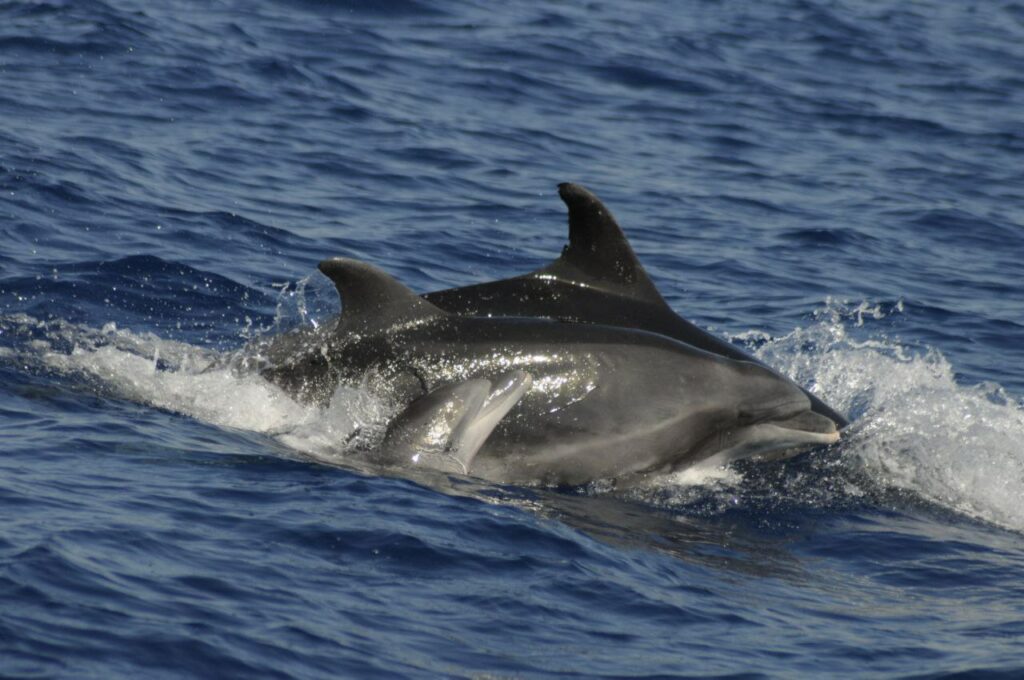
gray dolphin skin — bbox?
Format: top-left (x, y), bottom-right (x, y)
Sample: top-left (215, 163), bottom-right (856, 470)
top-left (423, 183), bottom-right (848, 429)
top-left (258, 258), bottom-right (840, 486)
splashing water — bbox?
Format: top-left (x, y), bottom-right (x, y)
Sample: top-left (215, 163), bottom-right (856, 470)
top-left (3, 298), bottom-right (1022, 530)
top-left (756, 301), bottom-right (1024, 530)
top-left (0, 313), bottom-right (389, 467)
top-left (268, 272), bottom-right (339, 336)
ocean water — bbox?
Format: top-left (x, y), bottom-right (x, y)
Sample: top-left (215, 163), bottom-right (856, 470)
top-left (2, 0), bottom-right (1023, 677)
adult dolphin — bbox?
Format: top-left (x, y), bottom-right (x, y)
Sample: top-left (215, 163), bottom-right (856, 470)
top-left (259, 257), bottom-right (839, 486)
top-left (423, 183), bottom-right (848, 428)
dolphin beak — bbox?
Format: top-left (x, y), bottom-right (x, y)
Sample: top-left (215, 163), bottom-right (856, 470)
top-left (771, 410), bottom-right (840, 436)
top-left (746, 409), bottom-right (841, 461)
top-left (699, 406), bottom-right (841, 469)
top-left (752, 410), bottom-right (841, 457)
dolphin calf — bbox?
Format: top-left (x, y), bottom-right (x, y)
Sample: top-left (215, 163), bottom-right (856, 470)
top-left (423, 183), bottom-right (848, 428)
top-left (375, 371), bottom-right (533, 475)
top-left (258, 258), bottom-right (839, 486)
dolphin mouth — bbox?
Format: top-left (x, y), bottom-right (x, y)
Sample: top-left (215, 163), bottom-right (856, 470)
top-left (696, 409), bottom-right (840, 469)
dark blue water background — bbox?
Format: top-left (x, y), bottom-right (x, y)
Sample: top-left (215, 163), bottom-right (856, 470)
top-left (2, 1), bottom-right (1024, 677)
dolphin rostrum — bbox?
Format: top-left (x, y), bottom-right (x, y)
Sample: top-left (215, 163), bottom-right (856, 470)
top-left (257, 258), bottom-right (839, 486)
top-left (423, 183), bottom-right (848, 428)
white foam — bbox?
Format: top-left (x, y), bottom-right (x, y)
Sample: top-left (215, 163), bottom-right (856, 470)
top-left (2, 314), bottom-right (387, 466)
top-left (755, 301), bottom-right (1024, 531)
top-left (658, 461), bottom-right (744, 488)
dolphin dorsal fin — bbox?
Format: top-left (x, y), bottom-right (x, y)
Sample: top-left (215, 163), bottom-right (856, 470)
top-left (536, 183), bottom-right (667, 305)
top-left (318, 257), bottom-right (445, 330)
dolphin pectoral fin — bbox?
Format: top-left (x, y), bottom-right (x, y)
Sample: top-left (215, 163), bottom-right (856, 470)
top-left (376, 372), bottom-right (531, 475)
top-left (318, 257), bottom-right (446, 332)
top-left (448, 370), bottom-right (532, 472)
top-left (533, 183), bottom-right (669, 306)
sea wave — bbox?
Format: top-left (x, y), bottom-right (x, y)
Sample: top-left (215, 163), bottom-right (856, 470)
top-left (5, 295), bottom-right (1020, 531)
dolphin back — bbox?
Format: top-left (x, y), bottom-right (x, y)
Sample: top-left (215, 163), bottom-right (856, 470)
top-left (422, 183), bottom-right (848, 428)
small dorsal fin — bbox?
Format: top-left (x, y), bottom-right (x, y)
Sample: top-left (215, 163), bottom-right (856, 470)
top-left (318, 257), bottom-right (444, 329)
top-left (535, 183), bottom-right (667, 305)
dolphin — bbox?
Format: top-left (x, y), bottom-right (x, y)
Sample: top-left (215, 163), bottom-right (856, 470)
top-left (422, 183), bottom-right (848, 428)
top-left (257, 257), bottom-right (839, 486)
top-left (376, 371), bottom-right (533, 475)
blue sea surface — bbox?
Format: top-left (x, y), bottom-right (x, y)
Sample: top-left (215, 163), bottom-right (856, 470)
top-left (2, 1), bottom-right (1024, 677)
